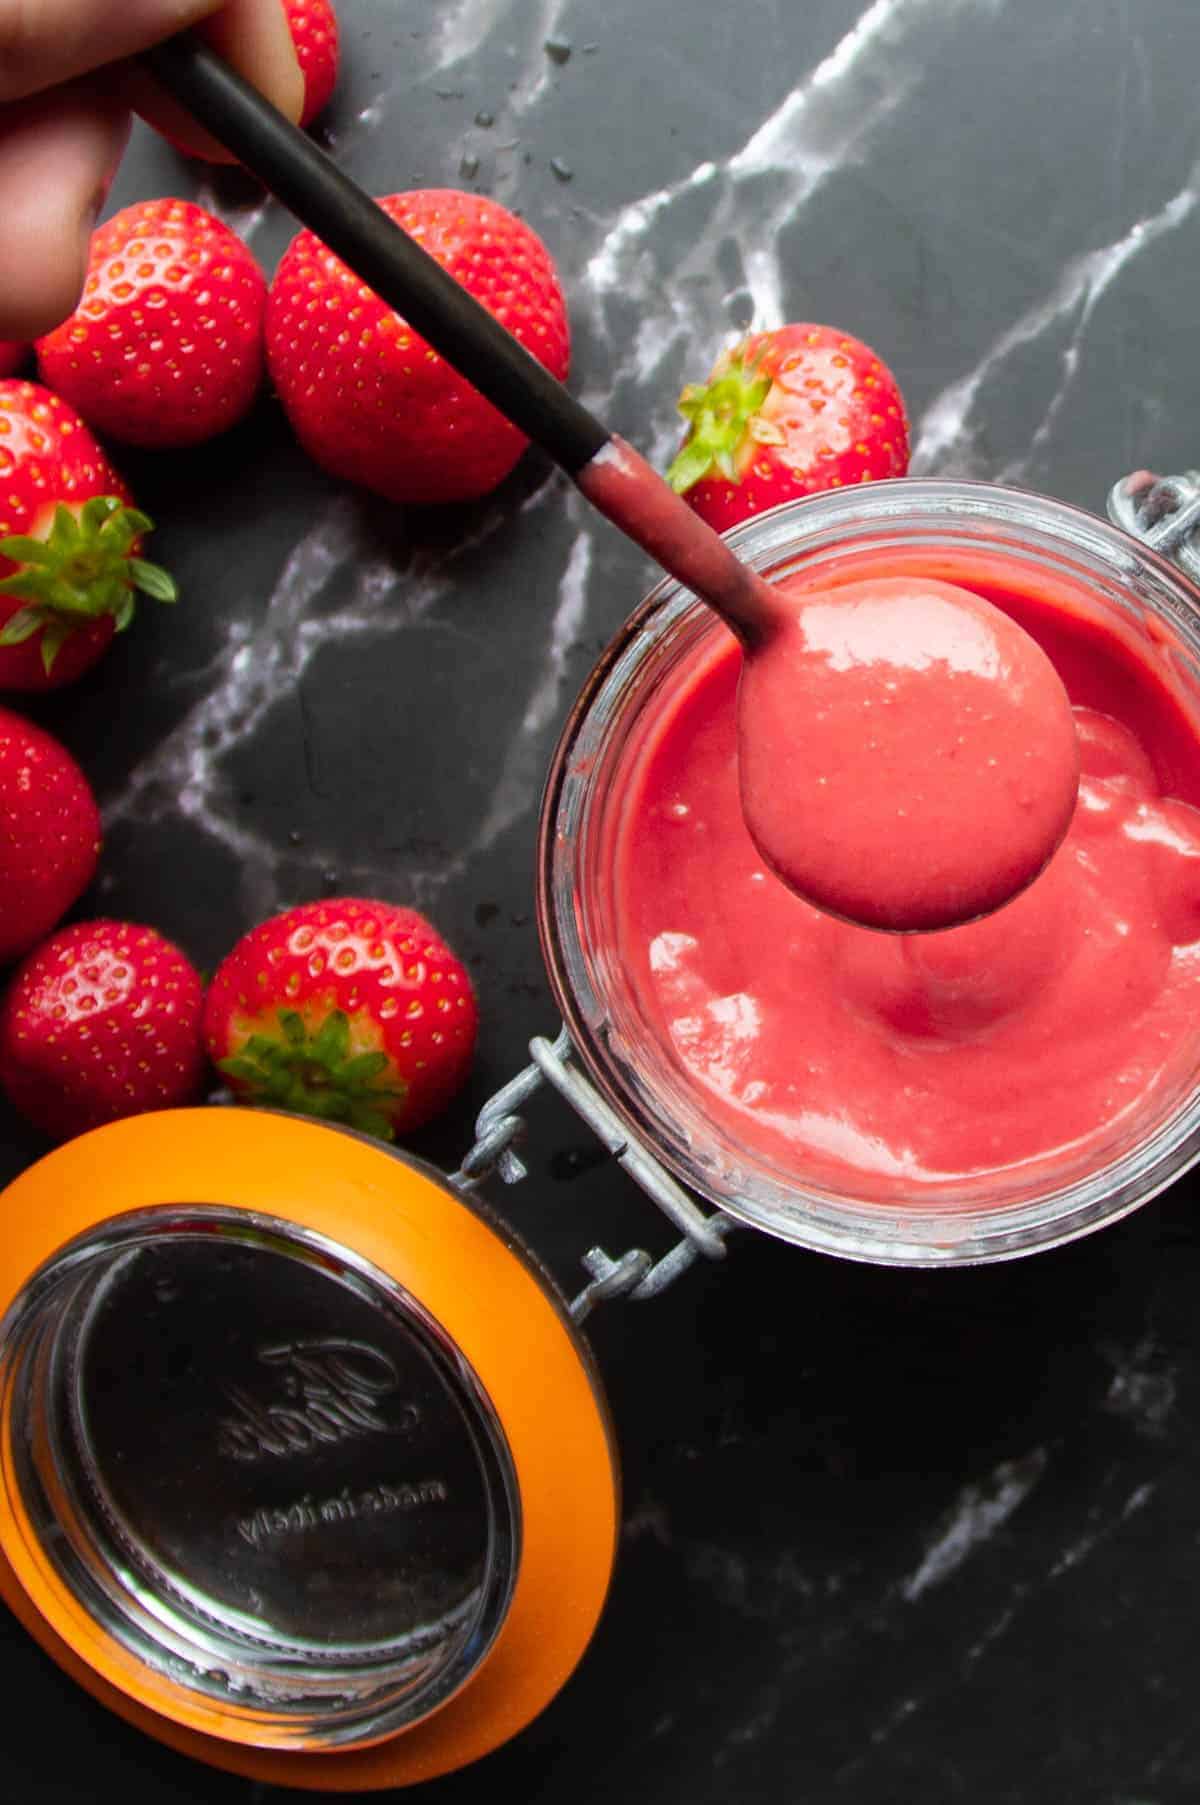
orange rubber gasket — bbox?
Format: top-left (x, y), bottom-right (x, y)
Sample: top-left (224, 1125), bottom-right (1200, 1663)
top-left (0, 1108), bottom-right (620, 1789)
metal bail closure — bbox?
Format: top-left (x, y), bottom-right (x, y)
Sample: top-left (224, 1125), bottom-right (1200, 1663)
top-left (1107, 468), bottom-right (1200, 583)
top-left (0, 1109), bottom-right (619, 1790)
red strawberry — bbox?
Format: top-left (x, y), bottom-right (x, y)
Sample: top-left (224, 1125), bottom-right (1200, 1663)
top-left (0, 343), bottom-right (26, 377)
top-left (285, 0), bottom-right (340, 126)
top-left (667, 323), bottom-right (910, 532)
top-left (0, 382), bottom-right (175, 690)
top-left (204, 897), bottom-right (478, 1139)
top-left (36, 199), bottom-right (268, 449)
top-left (0, 920), bottom-right (206, 1141)
top-left (265, 189), bottom-right (570, 504)
top-left (0, 706), bottom-right (101, 965)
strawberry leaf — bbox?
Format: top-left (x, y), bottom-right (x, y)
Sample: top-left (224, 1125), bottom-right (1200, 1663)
top-left (40, 621), bottom-right (70, 675)
top-left (218, 1006), bottom-right (406, 1141)
top-left (53, 504), bottom-right (81, 546)
top-left (666, 356), bottom-right (774, 495)
top-left (0, 536), bottom-right (55, 567)
top-left (311, 1010), bottom-right (350, 1064)
top-left (667, 440), bottom-right (719, 495)
top-left (128, 559), bottom-right (178, 603)
top-left (81, 495), bottom-right (122, 532)
top-left (217, 1056), bottom-right (271, 1085)
top-left (0, 497), bottom-right (178, 665)
top-left (341, 1050), bottom-right (392, 1087)
top-left (278, 1010), bottom-right (307, 1047)
top-left (0, 608), bottom-right (43, 646)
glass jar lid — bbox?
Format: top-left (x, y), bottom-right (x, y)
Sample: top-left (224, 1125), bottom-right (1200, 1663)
top-left (0, 1109), bottom-right (619, 1789)
top-left (2, 1206), bottom-right (520, 1749)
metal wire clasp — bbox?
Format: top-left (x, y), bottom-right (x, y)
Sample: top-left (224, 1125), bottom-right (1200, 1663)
top-left (452, 1026), bottom-right (737, 1321)
top-left (1107, 468), bottom-right (1200, 582)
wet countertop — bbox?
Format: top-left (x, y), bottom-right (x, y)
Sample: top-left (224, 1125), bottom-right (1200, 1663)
top-left (6, 0), bottom-right (1200, 1800)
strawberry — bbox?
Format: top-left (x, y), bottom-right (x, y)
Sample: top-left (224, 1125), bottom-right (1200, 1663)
top-left (0, 343), bottom-right (26, 377)
top-left (265, 189), bottom-right (570, 504)
top-left (667, 323), bottom-right (910, 532)
top-left (36, 199), bottom-right (269, 449)
top-left (0, 382), bottom-right (175, 690)
top-left (0, 706), bottom-right (101, 965)
top-left (285, 0), bottom-right (341, 126)
top-left (0, 920), bottom-right (206, 1141)
top-left (204, 897), bottom-right (478, 1139)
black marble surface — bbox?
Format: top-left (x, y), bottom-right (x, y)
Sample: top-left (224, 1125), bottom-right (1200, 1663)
top-left (6, 0), bottom-right (1200, 1799)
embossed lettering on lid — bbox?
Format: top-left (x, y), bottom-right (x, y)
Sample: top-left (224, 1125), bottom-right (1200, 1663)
top-left (0, 1208), bottom-right (520, 1750)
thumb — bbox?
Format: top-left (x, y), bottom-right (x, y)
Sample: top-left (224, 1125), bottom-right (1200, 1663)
top-left (132, 0), bottom-right (305, 161)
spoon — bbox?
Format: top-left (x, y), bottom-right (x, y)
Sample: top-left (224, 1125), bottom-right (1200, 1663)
top-left (141, 34), bottom-right (1079, 932)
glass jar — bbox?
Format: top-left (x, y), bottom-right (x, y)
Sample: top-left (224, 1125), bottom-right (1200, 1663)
top-left (537, 478), bottom-right (1200, 1267)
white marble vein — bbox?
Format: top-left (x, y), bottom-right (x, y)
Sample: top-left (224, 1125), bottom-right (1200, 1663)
top-left (586, 0), bottom-right (989, 377)
top-left (321, 0), bottom-right (576, 178)
top-left (835, 1476), bottom-right (1158, 1780)
top-left (1101, 1333), bottom-right (1177, 1437)
top-left (914, 171), bottom-right (1200, 478)
top-left (430, 0), bottom-right (525, 76)
top-left (103, 492), bottom-right (532, 913)
top-left (714, 1682), bottom-right (785, 1761)
top-left (899, 1448), bottom-right (1048, 1602)
top-left (959, 1479), bottom-right (1157, 1669)
top-left (1048, 1480), bottom-right (1156, 1580)
top-left (467, 527), bottom-right (591, 858)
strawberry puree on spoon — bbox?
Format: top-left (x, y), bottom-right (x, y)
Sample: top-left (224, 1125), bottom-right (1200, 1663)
top-left (737, 575), bottom-right (1080, 931)
top-left (580, 439), bottom-right (1079, 931)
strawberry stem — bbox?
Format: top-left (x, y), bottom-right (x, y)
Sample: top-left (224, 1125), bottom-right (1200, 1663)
top-left (218, 1008), bottom-right (405, 1142)
top-left (0, 496), bottom-right (177, 673)
top-left (666, 354), bottom-right (773, 495)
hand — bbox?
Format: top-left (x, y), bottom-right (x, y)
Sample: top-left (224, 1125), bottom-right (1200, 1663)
top-left (0, 0), bottom-right (303, 341)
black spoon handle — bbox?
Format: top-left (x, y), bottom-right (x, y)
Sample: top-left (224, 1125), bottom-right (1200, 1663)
top-left (141, 32), bottom-right (610, 476)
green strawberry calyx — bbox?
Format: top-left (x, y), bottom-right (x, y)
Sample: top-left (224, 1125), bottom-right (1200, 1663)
top-left (217, 1007), bottom-right (405, 1142)
top-left (0, 496), bottom-right (178, 674)
top-left (666, 351), bottom-right (781, 495)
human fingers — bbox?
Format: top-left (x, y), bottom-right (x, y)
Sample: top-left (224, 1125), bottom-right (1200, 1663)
top-left (0, 0), bottom-right (225, 104)
top-left (0, 76), bottom-right (128, 339)
top-left (130, 0), bottom-right (303, 161)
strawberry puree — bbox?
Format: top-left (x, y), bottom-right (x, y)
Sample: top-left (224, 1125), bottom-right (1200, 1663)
top-left (610, 553), bottom-right (1200, 1195)
top-left (736, 576), bottom-right (1079, 930)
